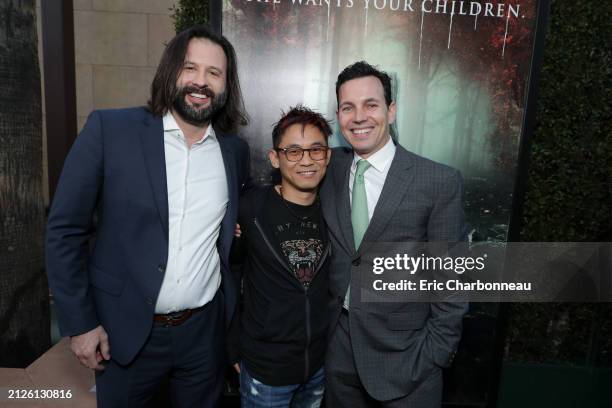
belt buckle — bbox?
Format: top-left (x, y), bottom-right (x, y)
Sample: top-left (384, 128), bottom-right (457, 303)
top-left (165, 313), bottom-right (182, 326)
top-left (166, 309), bottom-right (191, 327)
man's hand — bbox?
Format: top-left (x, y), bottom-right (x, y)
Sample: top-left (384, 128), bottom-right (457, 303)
top-left (70, 325), bottom-right (110, 371)
top-left (233, 363), bottom-right (241, 374)
top-left (234, 223), bottom-right (242, 238)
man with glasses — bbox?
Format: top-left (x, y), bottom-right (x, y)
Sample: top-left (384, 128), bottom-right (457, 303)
top-left (228, 106), bottom-right (332, 407)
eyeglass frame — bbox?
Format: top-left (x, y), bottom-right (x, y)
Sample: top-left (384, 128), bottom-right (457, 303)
top-left (274, 146), bottom-right (330, 162)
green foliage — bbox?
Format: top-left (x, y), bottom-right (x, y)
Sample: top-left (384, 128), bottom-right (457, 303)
top-left (521, 0), bottom-right (612, 242)
top-left (508, 1), bottom-right (611, 367)
top-left (171, 0), bottom-right (210, 33)
top-left (506, 303), bottom-right (611, 365)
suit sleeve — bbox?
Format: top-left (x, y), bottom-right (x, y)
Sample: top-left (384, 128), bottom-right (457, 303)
top-left (424, 169), bottom-right (469, 368)
top-left (45, 111), bottom-right (104, 337)
top-left (226, 255), bottom-right (243, 365)
top-left (240, 140), bottom-right (257, 195)
top-left (226, 198), bottom-right (250, 365)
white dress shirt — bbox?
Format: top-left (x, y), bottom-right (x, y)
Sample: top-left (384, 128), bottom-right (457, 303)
top-left (155, 112), bottom-right (228, 313)
top-left (349, 137), bottom-right (397, 221)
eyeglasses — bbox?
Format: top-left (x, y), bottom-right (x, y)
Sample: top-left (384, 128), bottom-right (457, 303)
top-left (275, 146), bottom-right (329, 162)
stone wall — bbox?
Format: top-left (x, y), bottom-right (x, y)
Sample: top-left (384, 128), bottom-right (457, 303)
top-left (36, 0), bottom-right (177, 204)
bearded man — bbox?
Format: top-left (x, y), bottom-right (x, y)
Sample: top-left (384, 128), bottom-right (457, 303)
top-left (46, 24), bottom-right (250, 407)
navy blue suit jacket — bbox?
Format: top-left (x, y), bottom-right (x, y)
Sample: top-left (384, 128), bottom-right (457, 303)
top-left (46, 107), bottom-right (250, 365)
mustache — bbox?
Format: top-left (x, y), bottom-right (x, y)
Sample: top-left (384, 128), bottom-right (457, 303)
top-left (181, 85), bottom-right (215, 98)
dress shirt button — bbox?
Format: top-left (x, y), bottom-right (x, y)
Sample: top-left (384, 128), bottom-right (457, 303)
top-left (158, 264), bottom-right (165, 273)
top-left (352, 258), bottom-right (361, 266)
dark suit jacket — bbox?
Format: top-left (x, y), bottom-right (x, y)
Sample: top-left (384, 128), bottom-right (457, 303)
top-left (46, 107), bottom-right (250, 365)
top-left (320, 144), bottom-right (468, 401)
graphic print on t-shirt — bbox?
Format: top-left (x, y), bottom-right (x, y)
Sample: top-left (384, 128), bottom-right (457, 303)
top-left (265, 189), bottom-right (325, 288)
top-left (280, 238), bottom-right (323, 287)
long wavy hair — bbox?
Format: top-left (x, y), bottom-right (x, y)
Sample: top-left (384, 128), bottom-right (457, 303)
top-left (147, 24), bottom-right (249, 132)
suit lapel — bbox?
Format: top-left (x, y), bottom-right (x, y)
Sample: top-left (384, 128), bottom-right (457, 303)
top-left (140, 114), bottom-right (169, 240)
top-left (334, 152), bottom-right (356, 254)
top-left (216, 130), bottom-right (237, 261)
top-left (359, 146), bottom-right (414, 255)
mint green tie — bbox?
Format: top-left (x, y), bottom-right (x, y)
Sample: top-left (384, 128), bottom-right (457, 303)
top-left (351, 159), bottom-right (371, 249)
top-left (344, 159), bottom-right (371, 310)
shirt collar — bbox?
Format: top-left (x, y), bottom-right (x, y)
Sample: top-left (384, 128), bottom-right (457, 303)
top-left (352, 136), bottom-right (396, 173)
top-left (162, 111), bottom-right (216, 144)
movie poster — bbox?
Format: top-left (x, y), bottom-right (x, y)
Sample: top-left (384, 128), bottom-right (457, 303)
top-left (224, 0), bottom-right (538, 242)
top-left (222, 0), bottom-right (542, 403)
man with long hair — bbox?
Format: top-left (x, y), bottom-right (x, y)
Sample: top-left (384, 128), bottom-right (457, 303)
top-left (46, 24), bottom-right (250, 407)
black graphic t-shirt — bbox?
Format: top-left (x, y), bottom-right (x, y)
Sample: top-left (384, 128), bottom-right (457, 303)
top-left (264, 189), bottom-right (325, 288)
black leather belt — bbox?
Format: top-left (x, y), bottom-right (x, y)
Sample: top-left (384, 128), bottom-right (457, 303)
top-left (154, 305), bottom-right (206, 326)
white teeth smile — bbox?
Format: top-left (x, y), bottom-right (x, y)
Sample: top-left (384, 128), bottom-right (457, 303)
top-left (353, 128), bottom-right (371, 134)
top-left (299, 171), bottom-right (316, 175)
top-left (189, 93), bottom-right (208, 99)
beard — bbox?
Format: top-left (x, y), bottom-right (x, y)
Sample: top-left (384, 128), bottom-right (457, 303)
top-left (172, 85), bottom-right (228, 127)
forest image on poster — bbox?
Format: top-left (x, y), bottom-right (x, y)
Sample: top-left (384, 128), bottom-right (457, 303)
top-left (223, 0), bottom-right (539, 243)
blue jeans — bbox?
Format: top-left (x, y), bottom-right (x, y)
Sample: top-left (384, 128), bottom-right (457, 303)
top-left (239, 362), bottom-right (325, 408)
